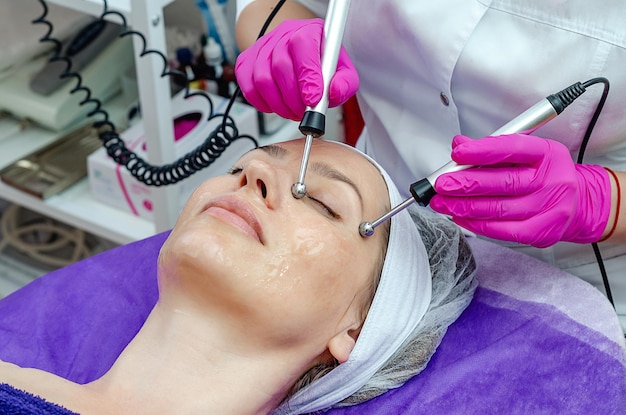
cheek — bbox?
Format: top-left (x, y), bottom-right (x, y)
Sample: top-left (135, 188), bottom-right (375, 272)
top-left (261, 220), bottom-right (362, 310)
top-left (294, 220), bottom-right (352, 271)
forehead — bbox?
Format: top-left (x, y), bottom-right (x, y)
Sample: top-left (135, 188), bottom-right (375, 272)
top-left (281, 139), bottom-right (378, 169)
top-left (270, 138), bottom-right (377, 166)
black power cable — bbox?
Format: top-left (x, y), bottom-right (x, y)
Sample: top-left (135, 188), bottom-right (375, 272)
top-left (574, 77), bottom-right (615, 307)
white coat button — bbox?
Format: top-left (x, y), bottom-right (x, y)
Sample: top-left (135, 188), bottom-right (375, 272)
top-left (440, 92), bottom-right (450, 106)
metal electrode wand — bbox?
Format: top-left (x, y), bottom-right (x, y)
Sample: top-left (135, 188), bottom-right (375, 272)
top-left (359, 81), bottom-right (589, 237)
top-left (291, 0), bottom-right (352, 199)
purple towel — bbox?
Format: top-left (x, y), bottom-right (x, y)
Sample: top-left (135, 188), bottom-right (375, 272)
top-left (327, 287), bottom-right (626, 414)
top-left (0, 233), bottom-right (624, 414)
top-left (0, 383), bottom-right (78, 415)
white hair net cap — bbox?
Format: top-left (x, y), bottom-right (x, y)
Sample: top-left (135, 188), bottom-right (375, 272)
top-left (273, 145), bottom-right (432, 414)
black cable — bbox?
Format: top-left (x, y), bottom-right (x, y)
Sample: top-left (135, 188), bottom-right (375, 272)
top-left (574, 77), bottom-right (614, 307)
top-left (32, 0), bottom-right (264, 186)
top-left (578, 78), bottom-right (610, 164)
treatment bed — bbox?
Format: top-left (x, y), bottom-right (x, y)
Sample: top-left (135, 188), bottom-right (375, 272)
top-left (0, 233), bottom-right (624, 414)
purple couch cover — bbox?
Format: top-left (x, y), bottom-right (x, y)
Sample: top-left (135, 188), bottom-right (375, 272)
top-left (0, 233), bottom-right (624, 414)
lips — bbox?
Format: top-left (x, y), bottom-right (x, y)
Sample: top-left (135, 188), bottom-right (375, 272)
top-left (204, 196), bottom-right (263, 243)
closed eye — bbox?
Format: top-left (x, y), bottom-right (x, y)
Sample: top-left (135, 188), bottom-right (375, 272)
top-left (306, 195), bottom-right (339, 219)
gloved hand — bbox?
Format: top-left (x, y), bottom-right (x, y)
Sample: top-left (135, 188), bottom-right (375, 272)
top-left (235, 18), bottom-right (359, 121)
top-left (429, 134), bottom-right (612, 248)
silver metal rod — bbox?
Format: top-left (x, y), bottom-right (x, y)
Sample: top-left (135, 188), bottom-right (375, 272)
top-left (359, 197), bottom-right (414, 237)
top-left (358, 96), bottom-right (561, 236)
top-left (292, 0), bottom-right (351, 199)
top-left (292, 134), bottom-right (314, 198)
top-left (310, 0), bottom-right (351, 115)
top-left (358, 81), bottom-right (590, 237)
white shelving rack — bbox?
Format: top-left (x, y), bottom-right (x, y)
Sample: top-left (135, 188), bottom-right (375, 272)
top-left (0, 0), bottom-right (179, 245)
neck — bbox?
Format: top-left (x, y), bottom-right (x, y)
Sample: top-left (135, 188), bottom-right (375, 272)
top-left (86, 301), bottom-right (311, 414)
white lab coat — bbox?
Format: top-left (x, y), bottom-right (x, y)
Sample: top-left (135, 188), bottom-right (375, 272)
top-left (237, 0), bottom-right (626, 328)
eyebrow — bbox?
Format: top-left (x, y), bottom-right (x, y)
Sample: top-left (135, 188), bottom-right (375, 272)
top-left (258, 144), bottom-right (288, 158)
top-left (257, 144), bottom-right (364, 205)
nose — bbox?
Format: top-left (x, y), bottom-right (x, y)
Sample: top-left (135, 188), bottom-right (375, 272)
top-left (239, 159), bottom-right (283, 208)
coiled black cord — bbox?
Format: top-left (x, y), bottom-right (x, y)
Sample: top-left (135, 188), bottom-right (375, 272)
top-left (32, 0), bottom-right (258, 186)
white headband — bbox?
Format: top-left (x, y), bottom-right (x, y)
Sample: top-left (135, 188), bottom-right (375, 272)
top-left (273, 144), bottom-right (432, 414)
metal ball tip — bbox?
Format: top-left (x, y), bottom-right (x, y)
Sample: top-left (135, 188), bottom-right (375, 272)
top-left (359, 222), bottom-right (375, 237)
top-left (291, 182), bottom-right (307, 199)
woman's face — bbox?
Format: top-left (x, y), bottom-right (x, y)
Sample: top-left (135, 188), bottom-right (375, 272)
top-left (159, 139), bottom-right (390, 355)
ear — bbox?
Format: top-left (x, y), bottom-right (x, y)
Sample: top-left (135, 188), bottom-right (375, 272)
top-left (327, 331), bottom-right (357, 364)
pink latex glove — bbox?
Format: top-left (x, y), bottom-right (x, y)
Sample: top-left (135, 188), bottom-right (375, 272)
top-left (235, 18), bottom-right (359, 121)
top-left (430, 134), bottom-right (611, 248)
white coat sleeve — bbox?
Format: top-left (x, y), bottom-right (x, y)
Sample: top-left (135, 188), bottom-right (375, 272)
top-left (236, 0), bottom-right (255, 19)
